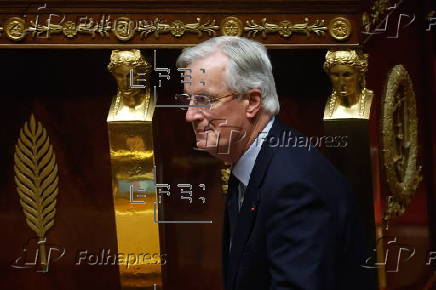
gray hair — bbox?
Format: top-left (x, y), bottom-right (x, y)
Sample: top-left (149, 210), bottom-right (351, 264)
top-left (176, 36), bottom-right (280, 115)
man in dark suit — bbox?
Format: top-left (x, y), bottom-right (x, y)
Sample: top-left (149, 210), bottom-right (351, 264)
top-left (175, 36), bottom-right (373, 290)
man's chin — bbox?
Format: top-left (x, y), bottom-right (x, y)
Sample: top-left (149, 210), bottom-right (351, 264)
top-left (195, 139), bottom-right (205, 148)
top-left (193, 140), bottom-right (210, 151)
top-left (195, 143), bottom-right (233, 157)
top-left (194, 139), bottom-right (216, 151)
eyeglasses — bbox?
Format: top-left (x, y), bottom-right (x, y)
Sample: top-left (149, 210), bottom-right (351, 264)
top-left (174, 93), bottom-right (238, 111)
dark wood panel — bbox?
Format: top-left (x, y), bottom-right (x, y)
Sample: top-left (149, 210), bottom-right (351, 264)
top-left (363, 0), bottom-right (435, 288)
top-left (0, 49), bottom-right (120, 290)
top-left (0, 47), bottom-right (336, 290)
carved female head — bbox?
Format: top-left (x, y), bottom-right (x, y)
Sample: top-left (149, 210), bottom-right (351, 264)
top-left (323, 50), bottom-right (368, 103)
top-left (107, 50), bottom-right (151, 107)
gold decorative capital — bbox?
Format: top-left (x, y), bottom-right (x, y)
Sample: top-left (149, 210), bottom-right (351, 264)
top-left (324, 50), bottom-right (368, 74)
top-left (323, 50), bottom-right (373, 120)
top-left (107, 49), bottom-right (153, 121)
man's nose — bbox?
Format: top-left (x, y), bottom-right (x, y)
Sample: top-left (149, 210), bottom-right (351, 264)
top-left (185, 106), bottom-right (204, 123)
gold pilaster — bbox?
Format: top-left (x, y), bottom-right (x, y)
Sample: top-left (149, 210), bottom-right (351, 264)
top-left (106, 49), bottom-right (162, 289)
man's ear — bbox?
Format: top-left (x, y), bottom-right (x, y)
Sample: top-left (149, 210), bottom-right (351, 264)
top-left (246, 89), bottom-right (262, 118)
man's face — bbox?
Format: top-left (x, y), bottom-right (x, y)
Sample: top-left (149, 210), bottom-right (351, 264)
top-left (184, 53), bottom-right (247, 158)
top-left (329, 64), bottom-right (359, 100)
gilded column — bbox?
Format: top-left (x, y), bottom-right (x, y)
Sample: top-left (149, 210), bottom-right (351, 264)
top-left (322, 50), bottom-right (378, 289)
top-left (106, 49), bottom-right (162, 289)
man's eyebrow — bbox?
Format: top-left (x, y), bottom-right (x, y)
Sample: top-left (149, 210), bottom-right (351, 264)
top-left (197, 90), bottom-right (213, 95)
top-left (185, 90), bottom-right (214, 96)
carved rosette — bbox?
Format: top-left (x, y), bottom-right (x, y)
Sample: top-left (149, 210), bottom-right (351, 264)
top-left (113, 17), bottom-right (136, 41)
top-left (328, 17), bottom-right (352, 41)
top-left (170, 20), bottom-right (186, 37)
top-left (221, 16), bottom-right (243, 37)
top-left (4, 17), bottom-right (27, 41)
top-left (278, 21), bottom-right (293, 37)
top-left (62, 21), bottom-right (77, 38)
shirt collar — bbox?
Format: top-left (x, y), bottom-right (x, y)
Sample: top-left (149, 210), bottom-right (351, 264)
top-left (232, 116), bottom-right (275, 186)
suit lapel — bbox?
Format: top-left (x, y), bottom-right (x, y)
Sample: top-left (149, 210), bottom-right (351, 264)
top-left (226, 118), bottom-right (282, 290)
top-left (222, 173), bottom-right (239, 288)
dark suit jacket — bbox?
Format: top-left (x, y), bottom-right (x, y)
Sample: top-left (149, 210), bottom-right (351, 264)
top-left (222, 118), bottom-right (373, 290)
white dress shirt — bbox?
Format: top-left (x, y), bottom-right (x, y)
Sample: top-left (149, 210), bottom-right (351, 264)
top-left (231, 116), bottom-right (275, 209)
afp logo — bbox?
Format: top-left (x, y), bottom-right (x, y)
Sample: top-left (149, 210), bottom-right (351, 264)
top-left (10, 237), bottom-right (65, 273)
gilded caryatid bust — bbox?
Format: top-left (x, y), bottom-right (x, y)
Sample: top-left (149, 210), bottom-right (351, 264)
top-left (323, 50), bottom-right (373, 120)
top-left (107, 49), bottom-right (154, 122)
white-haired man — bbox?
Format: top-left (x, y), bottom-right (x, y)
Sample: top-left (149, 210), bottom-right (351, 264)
top-left (175, 36), bottom-right (373, 290)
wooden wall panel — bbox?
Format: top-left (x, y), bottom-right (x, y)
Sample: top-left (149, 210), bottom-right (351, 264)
top-left (0, 49), bottom-right (120, 290)
top-left (0, 48), bottom-right (333, 290)
top-left (364, 0), bottom-right (435, 288)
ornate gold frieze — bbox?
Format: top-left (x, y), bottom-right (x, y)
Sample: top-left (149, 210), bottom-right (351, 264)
top-left (0, 15), bottom-right (352, 43)
top-left (14, 114), bottom-right (60, 268)
top-left (107, 49), bottom-right (153, 121)
top-left (28, 19), bottom-right (63, 38)
top-left (244, 17), bottom-right (328, 38)
top-left (0, 16), bottom-right (220, 42)
top-left (76, 15), bottom-right (112, 38)
top-left (136, 17), bottom-right (219, 39)
top-left (381, 64), bottom-right (422, 229)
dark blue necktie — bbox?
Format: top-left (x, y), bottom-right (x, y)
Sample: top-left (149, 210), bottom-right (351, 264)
top-left (227, 173), bottom-right (240, 251)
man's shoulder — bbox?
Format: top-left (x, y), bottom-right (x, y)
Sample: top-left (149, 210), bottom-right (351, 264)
top-left (264, 118), bottom-right (339, 177)
top-left (258, 118), bottom-right (351, 199)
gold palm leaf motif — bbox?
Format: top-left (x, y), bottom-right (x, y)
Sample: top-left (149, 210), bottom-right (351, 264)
top-left (14, 114), bottom-right (59, 267)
